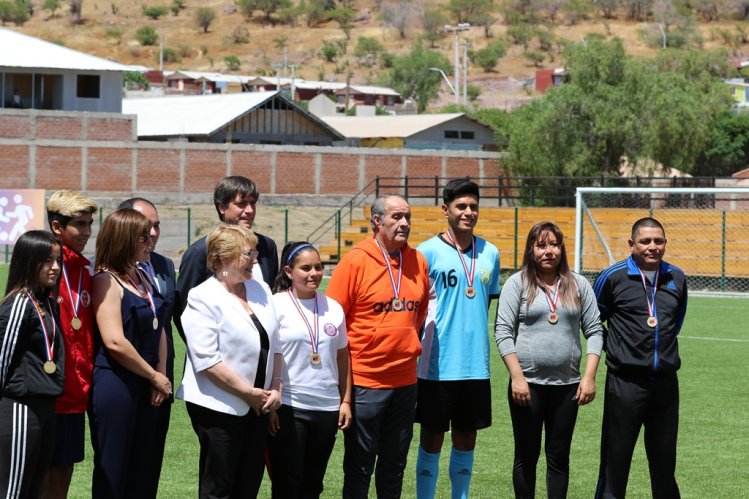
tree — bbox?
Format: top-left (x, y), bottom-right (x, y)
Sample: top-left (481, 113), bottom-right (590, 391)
top-left (379, 0), bottom-right (418, 39)
top-left (68, 0), bottom-right (83, 24)
top-left (330, 6), bottom-right (355, 39)
top-left (469, 39), bottom-right (506, 71)
top-left (388, 43), bottom-right (451, 113)
top-left (195, 6), bottom-right (216, 33)
top-left (353, 36), bottom-right (384, 58)
top-left (422, 8), bottom-right (448, 47)
top-left (43, 0), bottom-right (60, 17)
top-left (236, 0), bottom-right (292, 23)
top-left (135, 25), bottom-right (159, 45)
top-left (142, 5), bottom-right (168, 19)
top-left (505, 38), bottom-right (734, 185)
top-left (697, 111), bottom-right (749, 176)
top-left (225, 55), bottom-right (241, 71)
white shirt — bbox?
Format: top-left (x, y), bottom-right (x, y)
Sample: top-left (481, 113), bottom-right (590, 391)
top-left (177, 276), bottom-right (279, 416)
top-left (272, 291), bottom-right (347, 411)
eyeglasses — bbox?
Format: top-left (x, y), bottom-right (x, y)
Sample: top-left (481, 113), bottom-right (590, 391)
top-left (137, 234), bottom-right (152, 243)
top-left (241, 249), bottom-right (259, 260)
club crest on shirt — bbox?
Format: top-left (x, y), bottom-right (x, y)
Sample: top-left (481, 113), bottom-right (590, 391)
top-left (80, 290), bottom-right (91, 308)
top-left (324, 323), bottom-right (337, 336)
top-left (479, 268), bottom-right (492, 284)
top-left (56, 296), bottom-right (64, 304)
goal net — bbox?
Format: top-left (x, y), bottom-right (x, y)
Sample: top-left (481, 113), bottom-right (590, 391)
top-left (574, 187), bottom-right (749, 295)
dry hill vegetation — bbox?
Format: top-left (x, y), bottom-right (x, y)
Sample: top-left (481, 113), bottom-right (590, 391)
top-left (6, 0), bottom-right (749, 109)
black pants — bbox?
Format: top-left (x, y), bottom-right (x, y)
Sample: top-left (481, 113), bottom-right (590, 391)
top-left (0, 396), bottom-right (56, 499)
top-left (508, 382), bottom-right (580, 499)
top-left (268, 404), bottom-right (338, 499)
top-left (186, 402), bottom-right (267, 499)
top-left (595, 372), bottom-right (680, 499)
top-left (343, 384), bottom-right (417, 499)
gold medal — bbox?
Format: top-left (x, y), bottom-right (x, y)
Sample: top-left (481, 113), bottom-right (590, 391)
top-left (647, 316), bottom-right (658, 328)
top-left (392, 298), bottom-right (404, 311)
top-left (548, 312), bottom-right (558, 324)
top-left (310, 353), bottom-right (321, 365)
top-left (44, 360), bottom-right (56, 374)
top-left (465, 286), bottom-right (475, 298)
top-left (71, 317), bottom-right (81, 330)
top-left (152, 317), bottom-right (159, 330)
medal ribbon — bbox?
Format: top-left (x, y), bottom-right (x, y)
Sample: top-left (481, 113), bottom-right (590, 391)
top-left (27, 293), bottom-right (56, 363)
top-left (127, 269), bottom-right (158, 327)
top-left (287, 290), bottom-right (319, 355)
top-left (374, 239), bottom-right (402, 302)
top-left (444, 230), bottom-right (476, 288)
top-left (542, 278), bottom-right (560, 315)
top-left (61, 262), bottom-right (83, 321)
top-left (638, 269), bottom-right (659, 320)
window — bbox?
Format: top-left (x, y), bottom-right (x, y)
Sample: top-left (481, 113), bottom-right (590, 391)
top-left (444, 130), bottom-right (475, 140)
top-left (76, 75), bottom-right (100, 98)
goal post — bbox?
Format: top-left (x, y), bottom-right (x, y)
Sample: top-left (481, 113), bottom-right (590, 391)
top-left (574, 187), bottom-right (749, 295)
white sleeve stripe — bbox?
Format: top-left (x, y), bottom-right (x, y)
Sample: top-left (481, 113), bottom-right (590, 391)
top-left (0, 295), bottom-right (29, 391)
top-left (6, 401), bottom-right (28, 499)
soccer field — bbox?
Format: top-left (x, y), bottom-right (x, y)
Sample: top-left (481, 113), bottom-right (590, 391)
top-left (1, 264), bottom-right (746, 498)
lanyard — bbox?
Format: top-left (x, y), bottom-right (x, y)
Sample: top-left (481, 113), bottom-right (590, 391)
top-left (638, 269), bottom-right (659, 327)
top-left (61, 262), bottom-right (83, 320)
top-left (127, 269), bottom-right (159, 330)
top-left (542, 278), bottom-right (560, 324)
top-left (374, 239), bottom-right (402, 302)
top-left (27, 293), bottom-right (56, 364)
top-left (287, 289), bottom-right (320, 355)
top-left (444, 230), bottom-right (476, 292)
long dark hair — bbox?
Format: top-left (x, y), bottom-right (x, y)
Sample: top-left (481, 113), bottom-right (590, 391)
top-left (520, 222), bottom-right (579, 310)
top-left (273, 241), bottom-right (320, 293)
top-left (4, 230), bottom-right (61, 300)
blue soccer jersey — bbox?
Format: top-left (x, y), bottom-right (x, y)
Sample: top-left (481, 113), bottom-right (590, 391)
top-left (417, 234), bottom-right (500, 380)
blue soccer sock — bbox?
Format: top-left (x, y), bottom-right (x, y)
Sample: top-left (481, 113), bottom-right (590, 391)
top-left (416, 446), bottom-right (441, 499)
top-left (449, 447), bottom-right (474, 499)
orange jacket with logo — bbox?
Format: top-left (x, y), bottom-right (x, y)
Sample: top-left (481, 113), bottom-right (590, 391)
top-left (326, 237), bottom-right (429, 389)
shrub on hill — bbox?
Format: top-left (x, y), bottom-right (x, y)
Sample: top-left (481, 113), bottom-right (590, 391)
top-left (142, 5), bottom-right (168, 20)
top-left (136, 25), bottom-right (159, 45)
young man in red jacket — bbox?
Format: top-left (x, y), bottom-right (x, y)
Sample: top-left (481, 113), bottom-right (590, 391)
top-left (42, 190), bottom-right (97, 499)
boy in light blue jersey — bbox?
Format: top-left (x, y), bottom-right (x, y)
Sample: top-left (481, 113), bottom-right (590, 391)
top-left (415, 179), bottom-right (500, 499)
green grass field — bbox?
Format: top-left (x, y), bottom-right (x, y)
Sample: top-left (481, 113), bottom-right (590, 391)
top-left (2, 265), bottom-right (747, 498)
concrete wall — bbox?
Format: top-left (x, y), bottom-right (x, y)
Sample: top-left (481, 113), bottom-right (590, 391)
top-left (0, 109), bottom-right (505, 208)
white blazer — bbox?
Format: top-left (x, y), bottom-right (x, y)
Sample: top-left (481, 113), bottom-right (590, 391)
top-left (176, 276), bottom-right (279, 416)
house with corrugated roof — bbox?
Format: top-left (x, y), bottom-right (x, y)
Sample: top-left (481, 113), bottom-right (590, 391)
top-left (335, 84), bottom-right (402, 108)
top-left (0, 28), bottom-right (131, 112)
top-left (122, 91), bottom-right (343, 145)
top-left (321, 113), bottom-right (496, 150)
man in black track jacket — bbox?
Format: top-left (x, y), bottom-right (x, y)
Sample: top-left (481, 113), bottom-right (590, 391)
top-left (593, 217), bottom-right (688, 499)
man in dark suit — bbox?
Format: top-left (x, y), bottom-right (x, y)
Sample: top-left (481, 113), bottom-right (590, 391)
top-left (118, 197), bottom-right (177, 499)
top-left (174, 176), bottom-right (279, 341)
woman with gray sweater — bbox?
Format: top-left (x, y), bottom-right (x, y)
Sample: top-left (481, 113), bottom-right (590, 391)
top-left (494, 221), bottom-right (603, 499)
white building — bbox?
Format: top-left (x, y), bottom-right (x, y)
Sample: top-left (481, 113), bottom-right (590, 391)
top-left (0, 28), bottom-right (130, 112)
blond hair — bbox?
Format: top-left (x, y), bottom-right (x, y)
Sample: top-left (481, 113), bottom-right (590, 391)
top-left (47, 190), bottom-right (97, 228)
top-left (206, 224), bottom-right (258, 273)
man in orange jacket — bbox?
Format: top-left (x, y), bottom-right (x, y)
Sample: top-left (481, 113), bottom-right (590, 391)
top-left (327, 194), bottom-right (430, 498)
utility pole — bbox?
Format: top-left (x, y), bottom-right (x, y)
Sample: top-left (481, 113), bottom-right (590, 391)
top-left (444, 23), bottom-right (470, 104)
top-left (463, 39), bottom-right (469, 105)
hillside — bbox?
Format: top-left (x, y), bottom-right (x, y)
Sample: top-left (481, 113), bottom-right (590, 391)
top-left (7, 0), bottom-right (749, 109)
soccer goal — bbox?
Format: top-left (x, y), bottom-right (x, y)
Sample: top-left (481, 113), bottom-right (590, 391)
top-left (574, 187), bottom-right (749, 295)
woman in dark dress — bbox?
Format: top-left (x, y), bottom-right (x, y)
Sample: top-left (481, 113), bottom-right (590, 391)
top-left (88, 209), bottom-right (171, 499)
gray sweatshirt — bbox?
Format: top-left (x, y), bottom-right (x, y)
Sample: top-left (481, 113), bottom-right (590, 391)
top-left (494, 271), bottom-right (603, 385)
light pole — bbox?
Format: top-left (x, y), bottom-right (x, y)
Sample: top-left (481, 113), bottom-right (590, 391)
top-left (428, 67), bottom-right (456, 95)
top-left (444, 23), bottom-right (470, 104)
